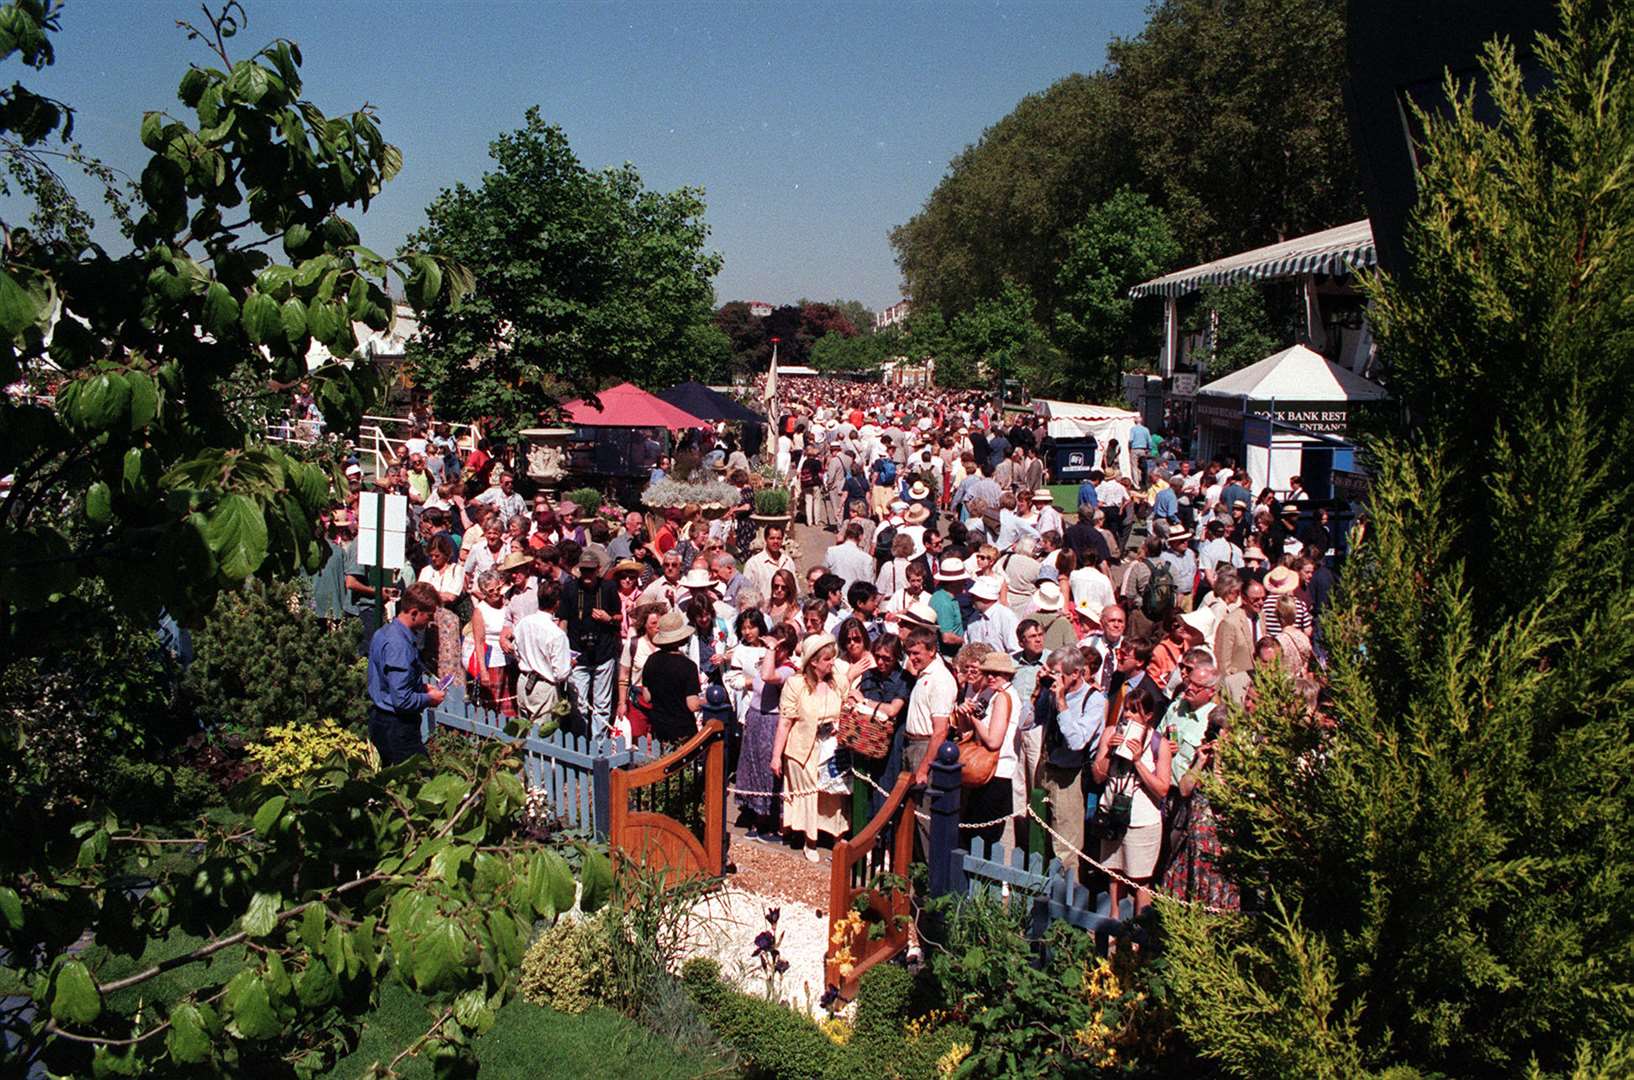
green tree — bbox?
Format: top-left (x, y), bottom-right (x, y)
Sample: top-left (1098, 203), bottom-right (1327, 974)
top-left (1052, 187), bottom-right (1180, 399)
top-left (1107, 0), bottom-right (1364, 261)
top-left (890, 73), bottom-right (1134, 319)
top-left (1188, 282), bottom-right (1280, 379)
top-left (406, 108), bottom-right (723, 439)
top-left (947, 281), bottom-right (1058, 394)
top-left (1160, 4), bottom-right (1634, 1076)
top-left (0, 0), bottom-right (457, 656)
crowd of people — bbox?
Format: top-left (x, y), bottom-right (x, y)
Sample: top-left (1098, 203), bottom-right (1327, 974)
top-left (347, 379), bottom-right (1345, 908)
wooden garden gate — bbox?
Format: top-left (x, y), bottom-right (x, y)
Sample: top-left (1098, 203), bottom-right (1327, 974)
top-left (607, 719), bottom-right (727, 881)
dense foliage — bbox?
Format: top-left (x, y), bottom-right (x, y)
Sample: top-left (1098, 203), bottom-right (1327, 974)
top-left (183, 579), bottom-right (368, 741)
top-left (406, 108), bottom-right (723, 439)
top-left (714, 298), bottom-right (868, 378)
top-left (0, 1), bottom-right (459, 654)
top-left (3, 732), bottom-right (613, 1077)
top-left (1159, 4), bottom-right (1634, 1076)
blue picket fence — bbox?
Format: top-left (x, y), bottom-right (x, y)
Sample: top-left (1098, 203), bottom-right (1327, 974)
top-left (419, 682), bottom-right (658, 835)
top-left (961, 836), bottom-right (1134, 939)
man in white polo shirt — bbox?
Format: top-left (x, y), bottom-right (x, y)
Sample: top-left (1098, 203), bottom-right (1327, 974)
top-left (903, 625), bottom-right (957, 853)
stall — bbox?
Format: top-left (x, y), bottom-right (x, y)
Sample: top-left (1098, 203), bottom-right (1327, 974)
top-left (1030, 399), bottom-right (1140, 481)
top-left (557, 382), bottom-right (707, 478)
top-left (1193, 344), bottom-right (1388, 470)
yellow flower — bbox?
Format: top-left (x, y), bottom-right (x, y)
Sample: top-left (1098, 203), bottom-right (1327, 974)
top-left (936, 1042), bottom-right (971, 1077)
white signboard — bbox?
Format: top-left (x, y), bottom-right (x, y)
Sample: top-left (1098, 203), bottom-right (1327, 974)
top-left (357, 492), bottom-right (408, 569)
top-left (1171, 372), bottom-right (1198, 398)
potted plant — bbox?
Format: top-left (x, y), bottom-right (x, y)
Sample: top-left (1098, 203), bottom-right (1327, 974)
top-left (563, 487), bottom-right (602, 523)
top-left (751, 486), bottom-right (791, 526)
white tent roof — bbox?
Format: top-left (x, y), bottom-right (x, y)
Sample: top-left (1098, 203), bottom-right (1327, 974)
top-left (1196, 344), bottom-right (1388, 402)
top-left (1031, 399), bottom-right (1141, 477)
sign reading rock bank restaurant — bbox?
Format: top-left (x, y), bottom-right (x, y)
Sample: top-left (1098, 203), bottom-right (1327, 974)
top-left (1191, 343), bottom-right (1389, 459)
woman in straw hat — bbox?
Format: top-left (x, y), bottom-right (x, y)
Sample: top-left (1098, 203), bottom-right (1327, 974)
top-left (771, 633), bottom-right (849, 861)
top-left (640, 610), bottom-right (702, 747)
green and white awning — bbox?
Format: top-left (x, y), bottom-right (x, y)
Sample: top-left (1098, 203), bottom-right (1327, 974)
top-left (1129, 219), bottom-right (1375, 299)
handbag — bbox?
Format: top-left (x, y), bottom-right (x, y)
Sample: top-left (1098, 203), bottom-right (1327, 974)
top-left (837, 698), bottom-right (894, 760)
top-left (1089, 773), bottom-right (1135, 843)
top-left (957, 731), bottom-right (1000, 789)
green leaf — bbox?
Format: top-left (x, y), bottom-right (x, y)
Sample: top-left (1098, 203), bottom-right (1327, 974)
top-left (124, 371), bottom-right (157, 431)
top-left (430, 843), bottom-right (472, 887)
top-left (280, 297), bottom-right (309, 347)
top-left (407, 255), bottom-right (442, 310)
top-left (227, 61), bottom-right (270, 105)
top-left (203, 281), bottom-right (239, 340)
top-left (240, 292), bottom-right (281, 345)
top-left (294, 960), bottom-right (338, 1008)
top-left (58, 372), bottom-right (130, 436)
top-left (417, 773), bottom-right (469, 811)
top-left (51, 960), bottom-right (100, 1025)
top-left (178, 67), bottom-right (210, 107)
top-left (139, 111), bottom-right (165, 151)
top-left (299, 902), bottom-right (325, 951)
top-left (85, 482), bottom-right (112, 525)
top-left (579, 848), bottom-right (613, 914)
top-left (410, 919), bottom-right (467, 992)
top-left (540, 849), bottom-right (576, 916)
top-left (204, 494), bottom-right (267, 581)
top-left (225, 973), bottom-right (280, 1041)
top-left (252, 795), bottom-right (287, 837)
top-left (0, 267), bottom-right (39, 336)
top-left (0, 886), bottom-right (22, 929)
top-left (166, 1002), bottom-right (211, 1063)
top-left (242, 891), bottom-right (281, 938)
top-left (452, 988), bottom-right (495, 1035)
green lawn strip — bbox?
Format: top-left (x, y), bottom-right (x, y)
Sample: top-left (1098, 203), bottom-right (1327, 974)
top-left (325, 982), bottom-right (729, 1079)
top-left (1046, 483), bottom-right (1079, 510)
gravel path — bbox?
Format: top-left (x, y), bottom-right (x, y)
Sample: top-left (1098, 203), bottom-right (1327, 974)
top-left (684, 886), bottom-right (832, 1016)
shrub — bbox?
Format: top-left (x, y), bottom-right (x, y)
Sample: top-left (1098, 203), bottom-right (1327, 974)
top-left (245, 718), bottom-right (374, 788)
top-left (752, 488), bottom-right (790, 517)
top-left (681, 957), bottom-right (973, 1080)
top-left (182, 579), bottom-right (367, 741)
top-left (562, 487), bottom-right (602, 517)
top-left (519, 912), bottom-right (609, 1014)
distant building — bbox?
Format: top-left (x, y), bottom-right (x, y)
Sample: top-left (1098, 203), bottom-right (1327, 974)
top-left (874, 300), bottom-right (911, 331)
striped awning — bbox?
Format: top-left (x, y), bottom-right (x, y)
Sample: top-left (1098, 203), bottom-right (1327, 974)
top-left (1129, 219), bottom-right (1375, 299)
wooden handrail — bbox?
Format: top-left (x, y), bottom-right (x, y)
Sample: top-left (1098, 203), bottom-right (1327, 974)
top-left (827, 770), bottom-right (917, 998)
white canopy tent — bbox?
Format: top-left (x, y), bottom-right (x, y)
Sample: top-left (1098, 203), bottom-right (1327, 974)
top-left (1031, 399), bottom-right (1139, 478)
top-left (1195, 343), bottom-right (1389, 403)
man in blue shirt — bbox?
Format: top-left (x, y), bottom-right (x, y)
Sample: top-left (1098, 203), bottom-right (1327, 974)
top-left (1039, 646), bottom-right (1106, 885)
top-left (367, 582), bottom-right (447, 766)
top-left (1129, 420), bottom-right (1150, 485)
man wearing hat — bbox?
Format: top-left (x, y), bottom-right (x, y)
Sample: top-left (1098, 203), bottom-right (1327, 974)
top-left (822, 443), bottom-right (849, 531)
top-left (1157, 528), bottom-right (1198, 614)
top-left (1029, 582), bottom-right (1078, 650)
top-left (1267, 503), bottom-right (1303, 564)
top-left (1258, 565), bottom-right (1312, 639)
top-left (1031, 489), bottom-right (1064, 538)
top-left (965, 574), bottom-right (1020, 652)
top-left (929, 556), bottom-right (972, 658)
top-left (562, 551), bottom-right (621, 735)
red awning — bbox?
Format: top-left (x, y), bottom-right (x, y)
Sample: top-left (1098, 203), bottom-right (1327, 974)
top-left (559, 382), bottom-right (707, 428)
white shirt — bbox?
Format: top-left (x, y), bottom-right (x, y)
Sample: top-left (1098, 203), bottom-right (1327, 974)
top-left (987, 685), bottom-right (1021, 780)
top-left (512, 610), bottom-right (572, 682)
top-left (1096, 480), bottom-right (1130, 509)
top-left (1068, 565), bottom-right (1116, 623)
top-left (905, 657), bottom-right (957, 736)
top-left (744, 549), bottom-right (798, 602)
top-left (965, 601), bottom-right (1019, 652)
top-left (823, 540), bottom-right (876, 591)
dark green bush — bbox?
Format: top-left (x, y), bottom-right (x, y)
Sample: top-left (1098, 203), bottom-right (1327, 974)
top-left (682, 957), bottom-right (974, 1080)
top-left (182, 578), bottom-right (367, 740)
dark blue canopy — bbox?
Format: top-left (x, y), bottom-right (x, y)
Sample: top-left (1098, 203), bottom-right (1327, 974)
top-left (657, 381), bottom-right (765, 424)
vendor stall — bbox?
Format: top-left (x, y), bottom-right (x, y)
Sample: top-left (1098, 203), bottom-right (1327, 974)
top-left (557, 382), bottom-right (707, 478)
top-left (1030, 399), bottom-right (1140, 481)
top-left (1193, 343), bottom-right (1388, 482)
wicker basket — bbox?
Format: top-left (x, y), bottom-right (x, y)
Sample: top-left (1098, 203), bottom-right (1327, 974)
top-left (836, 700), bottom-right (894, 760)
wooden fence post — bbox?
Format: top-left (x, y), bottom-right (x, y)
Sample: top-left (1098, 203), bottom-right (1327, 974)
top-left (926, 740), bottom-right (964, 899)
top-left (592, 753), bottom-right (612, 842)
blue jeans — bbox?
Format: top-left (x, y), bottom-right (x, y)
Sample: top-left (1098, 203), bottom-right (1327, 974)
top-left (569, 656), bottom-right (618, 737)
top-left (370, 711), bottom-right (426, 766)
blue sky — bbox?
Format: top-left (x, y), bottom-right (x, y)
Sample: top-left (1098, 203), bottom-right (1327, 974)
top-left (22, 0), bottom-right (1148, 312)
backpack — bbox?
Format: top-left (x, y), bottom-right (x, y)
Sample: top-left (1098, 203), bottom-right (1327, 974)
top-left (1140, 558), bottom-right (1177, 621)
top-left (873, 458), bottom-right (897, 486)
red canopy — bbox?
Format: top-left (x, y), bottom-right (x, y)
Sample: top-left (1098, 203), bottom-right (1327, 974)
top-left (559, 382), bottom-right (706, 428)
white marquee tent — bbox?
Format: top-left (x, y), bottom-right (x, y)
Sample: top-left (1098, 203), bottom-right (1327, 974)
top-left (1196, 343), bottom-right (1388, 404)
top-left (1030, 399), bottom-right (1140, 478)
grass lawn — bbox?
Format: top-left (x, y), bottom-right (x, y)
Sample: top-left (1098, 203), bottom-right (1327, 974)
top-left (1046, 483), bottom-right (1081, 510)
top-left (325, 982), bottom-right (730, 1079)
